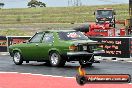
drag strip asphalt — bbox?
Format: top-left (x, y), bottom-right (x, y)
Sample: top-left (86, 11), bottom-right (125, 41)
top-left (0, 55), bottom-right (132, 77)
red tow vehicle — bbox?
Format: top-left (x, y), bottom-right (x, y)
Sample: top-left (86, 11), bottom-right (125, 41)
top-left (74, 8), bottom-right (126, 37)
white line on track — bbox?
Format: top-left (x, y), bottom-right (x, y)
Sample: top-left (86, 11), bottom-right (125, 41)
top-left (0, 72), bottom-right (75, 79)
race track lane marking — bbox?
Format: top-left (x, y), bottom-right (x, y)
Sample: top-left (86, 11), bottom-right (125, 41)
top-left (0, 71), bottom-right (75, 79)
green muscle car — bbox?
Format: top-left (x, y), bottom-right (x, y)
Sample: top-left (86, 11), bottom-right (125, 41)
top-left (9, 30), bottom-right (104, 67)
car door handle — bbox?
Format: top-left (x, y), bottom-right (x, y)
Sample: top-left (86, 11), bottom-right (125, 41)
top-left (36, 44), bottom-right (39, 46)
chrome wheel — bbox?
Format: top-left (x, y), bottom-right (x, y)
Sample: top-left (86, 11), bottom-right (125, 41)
top-left (49, 52), bottom-right (66, 67)
top-left (14, 52), bottom-right (21, 63)
top-left (13, 52), bottom-right (23, 65)
top-left (50, 53), bottom-right (59, 65)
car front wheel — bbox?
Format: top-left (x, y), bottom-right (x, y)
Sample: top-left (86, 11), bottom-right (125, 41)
top-left (13, 52), bottom-right (23, 65)
top-left (49, 52), bottom-right (66, 67)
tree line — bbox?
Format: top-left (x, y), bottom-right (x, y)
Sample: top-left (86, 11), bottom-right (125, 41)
top-left (0, 0), bottom-right (46, 8)
top-left (0, 3), bottom-right (4, 8)
top-left (28, 0), bottom-right (46, 8)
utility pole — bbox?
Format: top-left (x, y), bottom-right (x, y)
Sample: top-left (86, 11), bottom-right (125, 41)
top-left (74, 0), bottom-right (82, 6)
top-left (68, 0), bottom-right (73, 6)
top-left (129, 0), bottom-right (132, 34)
top-left (68, 0), bottom-right (82, 6)
top-left (129, 0), bottom-right (132, 17)
top-left (68, 0), bottom-right (70, 6)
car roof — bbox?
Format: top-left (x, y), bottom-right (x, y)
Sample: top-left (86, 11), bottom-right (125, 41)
top-left (37, 29), bottom-right (76, 33)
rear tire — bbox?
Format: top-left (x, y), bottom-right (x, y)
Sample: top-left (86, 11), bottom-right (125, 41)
top-left (79, 59), bottom-right (93, 67)
top-left (49, 52), bottom-right (66, 67)
top-left (13, 52), bottom-right (23, 65)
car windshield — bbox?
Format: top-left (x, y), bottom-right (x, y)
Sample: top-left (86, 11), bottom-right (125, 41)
top-left (96, 10), bottom-right (113, 18)
top-left (58, 31), bottom-right (89, 40)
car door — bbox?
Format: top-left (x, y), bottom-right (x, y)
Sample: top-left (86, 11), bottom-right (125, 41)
top-left (38, 32), bottom-right (54, 60)
top-left (22, 32), bottom-right (44, 60)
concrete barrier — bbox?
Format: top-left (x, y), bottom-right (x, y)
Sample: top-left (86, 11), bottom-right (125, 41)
top-left (95, 56), bottom-right (132, 63)
top-left (0, 52), bottom-right (9, 56)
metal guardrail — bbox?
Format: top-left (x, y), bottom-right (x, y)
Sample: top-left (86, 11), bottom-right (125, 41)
top-left (0, 36), bottom-right (8, 52)
top-left (0, 36), bottom-right (31, 52)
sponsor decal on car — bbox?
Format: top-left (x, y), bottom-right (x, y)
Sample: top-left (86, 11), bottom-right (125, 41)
top-left (67, 32), bottom-right (81, 38)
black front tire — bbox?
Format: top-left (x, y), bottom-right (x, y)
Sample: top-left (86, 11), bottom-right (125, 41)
top-left (13, 52), bottom-right (23, 65)
top-left (49, 52), bottom-right (66, 67)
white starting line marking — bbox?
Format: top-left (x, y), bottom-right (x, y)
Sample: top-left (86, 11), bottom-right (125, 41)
top-left (0, 72), bottom-right (75, 79)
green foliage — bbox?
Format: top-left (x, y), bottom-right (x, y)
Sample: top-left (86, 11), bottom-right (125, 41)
top-left (16, 16), bottom-right (21, 22)
top-left (0, 23), bottom-right (80, 36)
top-left (0, 29), bottom-right (33, 36)
top-left (0, 4), bottom-right (129, 24)
top-left (0, 3), bottom-right (4, 8)
top-left (28, 0), bottom-right (46, 8)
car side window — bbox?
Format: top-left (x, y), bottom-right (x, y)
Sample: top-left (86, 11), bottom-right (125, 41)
top-left (43, 33), bottom-right (53, 43)
top-left (29, 33), bottom-right (43, 43)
